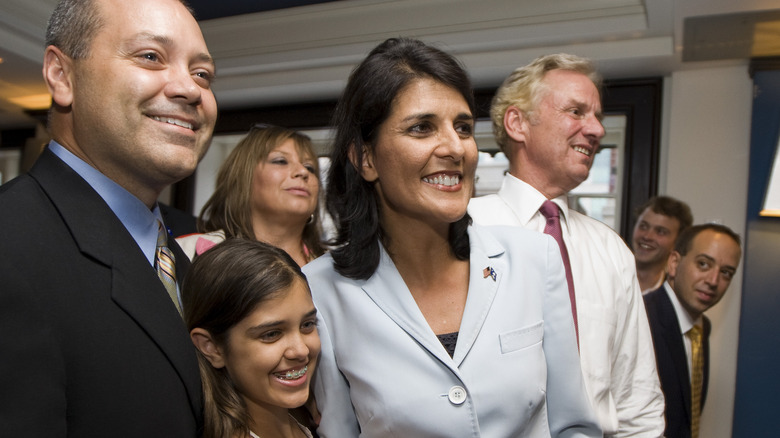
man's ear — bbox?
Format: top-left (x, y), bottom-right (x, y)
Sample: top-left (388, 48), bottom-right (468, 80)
top-left (666, 251), bottom-right (681, 283)
top-left (43, 46), bottom-right (75, 108)
top-left (504, 106), bottom-right (529, 145)
top-left (347, 144), bottom-right (379, 182)
top-left (190, 328), bottom-right (226, 369)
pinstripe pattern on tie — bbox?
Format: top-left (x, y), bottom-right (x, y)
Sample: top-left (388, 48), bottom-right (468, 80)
top-left (155, 221), bottom-right (181, 314)
top-left (689, 325), bottom-right (703, 438)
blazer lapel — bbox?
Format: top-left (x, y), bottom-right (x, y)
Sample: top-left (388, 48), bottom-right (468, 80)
top-left (30, 149), bottom-right (202, 420)
top-left (360, 229), bottom-right (504, 371)
top-left (361, 247), bottom-right (460, 372)
top-left (702, 316), bottom-right (711, 406)
top-left (108, 242), bottom-right (202, 418)
top-left (657, 290), bottom-right (693, 421)
top-left (452, 226), bottom-right (503, 366)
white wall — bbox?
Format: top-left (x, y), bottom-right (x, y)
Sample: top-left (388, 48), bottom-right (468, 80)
top-left (660, 65), bottom-right (753, 438)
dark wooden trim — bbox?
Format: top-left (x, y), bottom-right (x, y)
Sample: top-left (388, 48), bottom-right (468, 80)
top-left (602, 77), bottom-right (663, 241)
top-left (749, 56), bottom-right (780, 77)
top-left (0, 128), bottom-right (36, 149)
top-left (213, 101), bottom-right (338, 134)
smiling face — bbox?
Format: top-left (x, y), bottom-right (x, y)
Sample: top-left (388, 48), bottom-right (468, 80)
top-left (667, 229), bottom-right (741, 319)
top-left (48, 0), bottom-right (217, 205)
top-left (512, 69), bottom-right (604, 198)
top-left (251, 138), bottom-right (320, 227)
top-left (221, 278), bottom-right (320, 417)
top-left (360, 78), bottom-right (477, 232)
top-left (632, 208), bottom-right (682, 268)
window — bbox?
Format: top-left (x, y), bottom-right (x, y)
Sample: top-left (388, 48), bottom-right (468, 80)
top-left (176, 79), bottom-right (662, 241)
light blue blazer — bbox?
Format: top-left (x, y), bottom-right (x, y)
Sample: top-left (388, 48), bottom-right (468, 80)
top-left (304, 224), bottom-right (602, 437)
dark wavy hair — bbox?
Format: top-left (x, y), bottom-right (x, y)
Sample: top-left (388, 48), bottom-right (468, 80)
top-left (181, 239), bottom-right (309, 438)
top-left (326, 37), bottom-right (474, 280)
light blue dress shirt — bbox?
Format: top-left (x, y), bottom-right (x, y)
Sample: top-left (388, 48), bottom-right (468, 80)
top-left (49, 141), bottom-right (165, 267)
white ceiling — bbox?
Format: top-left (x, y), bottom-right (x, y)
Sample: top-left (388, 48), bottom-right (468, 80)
top-left (0, 0), bottom-right (778, 130)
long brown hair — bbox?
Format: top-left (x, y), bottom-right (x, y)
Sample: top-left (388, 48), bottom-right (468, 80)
top-left (182, 239), bottom-right (310, 438)
top-left (198, 125), bottom-right (325, 258)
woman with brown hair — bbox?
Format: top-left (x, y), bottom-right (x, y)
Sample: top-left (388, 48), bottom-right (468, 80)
top-left (177, 125), bottom-right (324, 266)
top-left (183, 239), bottom-right (320, 438)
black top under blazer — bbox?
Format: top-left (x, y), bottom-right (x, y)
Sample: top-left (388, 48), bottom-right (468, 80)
top-left (644, 286), bottom-right (711, 438)
top-left (0, 148), bottom-right (202, 437)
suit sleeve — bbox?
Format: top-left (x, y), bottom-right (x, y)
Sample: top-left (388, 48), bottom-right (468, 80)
top-left (541, 238), bottom-right (603, 438)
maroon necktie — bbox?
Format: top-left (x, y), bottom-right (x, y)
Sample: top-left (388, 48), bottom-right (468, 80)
top-left (540, 200), bottom-right (579, 344)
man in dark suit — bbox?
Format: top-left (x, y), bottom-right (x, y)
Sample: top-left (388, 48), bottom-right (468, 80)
top-left (644, 223), bottom-right (742, 438)
top-left (0, 0), bottom-right (217, 436)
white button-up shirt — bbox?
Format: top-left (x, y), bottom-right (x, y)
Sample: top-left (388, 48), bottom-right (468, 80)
top-left (663, 281), bottom-right (703, 382)
top-left (469, 174), bottom-right (665, 438)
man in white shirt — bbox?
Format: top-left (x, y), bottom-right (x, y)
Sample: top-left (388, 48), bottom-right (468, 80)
top-left (632, 196), bottom-right (693, 293)
top-left (643, 223), bottom-right (742, 438)
top-left (468, 53), bottom-right (665, 437)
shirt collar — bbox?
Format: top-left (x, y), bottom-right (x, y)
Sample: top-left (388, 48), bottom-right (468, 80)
top-left (500, 173), bottom-right (571, 227)
top-left (663, 281), bottom-right (702, 334)
top-left (48, 141), bottom-right (163, 266)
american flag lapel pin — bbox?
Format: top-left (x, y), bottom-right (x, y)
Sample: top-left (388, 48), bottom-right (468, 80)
top-left (483, 266), bottom-right (496, 281)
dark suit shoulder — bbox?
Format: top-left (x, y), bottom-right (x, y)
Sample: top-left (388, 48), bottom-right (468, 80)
top-left (643, 285), bottom-right (690, 438)
top-left (643, 287), bottom-right (675, 321)
top-left (643, 286), bottom-right (666, 305)
top-left (0, 153), bottom-right (202, 437)
top-left (643, 287), bottom-right (666, 323)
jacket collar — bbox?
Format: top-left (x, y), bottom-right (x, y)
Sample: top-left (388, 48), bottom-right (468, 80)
top-left (360, 226), bottom-right (506, 370)
top-left (29, 148), bottom-right (202, 423)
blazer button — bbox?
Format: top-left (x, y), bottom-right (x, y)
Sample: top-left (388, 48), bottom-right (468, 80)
top-left (448, 386), bottom-right (467, 405)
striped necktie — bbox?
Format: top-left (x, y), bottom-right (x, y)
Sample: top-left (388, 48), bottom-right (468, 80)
top-left (155, 221), bottom-right (181, 314)
top-left (689, 324), bottom-right (704, 438)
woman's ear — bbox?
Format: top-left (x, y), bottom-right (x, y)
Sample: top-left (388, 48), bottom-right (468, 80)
top-left (190, 328), bottom-right (226, 369)
top-left (348, 143), bottom-right (379, 182)
top-left (42, 45), bottom-right (75, 108)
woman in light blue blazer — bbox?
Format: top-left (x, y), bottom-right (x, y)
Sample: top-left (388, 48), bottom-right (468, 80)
top-left (303, 37), bottom-right (602, 437)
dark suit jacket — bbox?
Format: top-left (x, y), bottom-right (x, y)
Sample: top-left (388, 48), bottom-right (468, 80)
top-left (644, 286), bottom-right (711, 438)
top-left (0, 148), bottom-right (202, 437)
top-left (160, 203), bottom-right (198, 237)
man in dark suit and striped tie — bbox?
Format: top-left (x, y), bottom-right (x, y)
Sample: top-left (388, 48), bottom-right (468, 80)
top-left (643, 223), bottom-right (742, 438)
top-left (0, 0), bottom-right (217, 435)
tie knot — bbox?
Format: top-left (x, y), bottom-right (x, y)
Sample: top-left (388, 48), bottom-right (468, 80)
top-left (539, 200), bottom-right (560, 220)
top-left (688, 325), bottom-right (703, 344)
top-left (156, 220), bottom-right (168, 248)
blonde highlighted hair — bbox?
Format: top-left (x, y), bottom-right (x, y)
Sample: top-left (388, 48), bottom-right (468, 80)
top-left (490, 53), bottom-right (601, 154)
top-left (198, 125), bottom-right (325, 258)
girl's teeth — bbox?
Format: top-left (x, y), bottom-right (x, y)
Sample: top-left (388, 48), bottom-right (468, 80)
top-left (277, 365), bottom-right (307, 380)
